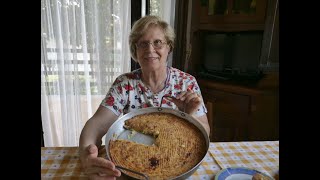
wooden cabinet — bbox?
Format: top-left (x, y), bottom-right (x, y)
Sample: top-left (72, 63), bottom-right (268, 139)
top-left (199, 75), bottom-right (278, 142)
top-left (184, 1), bottom-right (279, 142)
top-left (249, 92), bottom-right (279, 140)
top-left (203, 88), bottom-right (250, 141)
top-left (194, 0), bottom-right (268, 31)
top-left (187, 0), bottom-right (278, 75)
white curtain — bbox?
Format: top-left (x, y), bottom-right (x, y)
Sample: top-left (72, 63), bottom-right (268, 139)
top-left (149, 0), bottom-right (176, 67)
top-left (41, 0), bottom-right (131, 147)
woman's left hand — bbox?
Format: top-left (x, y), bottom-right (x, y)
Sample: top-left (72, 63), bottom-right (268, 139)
top-left (166, 88), bottom-right (202, 115)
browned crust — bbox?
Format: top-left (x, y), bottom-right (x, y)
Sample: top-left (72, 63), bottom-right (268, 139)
top-left (109, 113), bottom-right (207, 179)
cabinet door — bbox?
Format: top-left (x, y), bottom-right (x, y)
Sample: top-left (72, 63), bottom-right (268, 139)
top-left (202, 88), bottom-right (250, 141)
top-left (249, 92), bottom-right (279, 140)
top-left (197, 0), bottom-right (268, 30)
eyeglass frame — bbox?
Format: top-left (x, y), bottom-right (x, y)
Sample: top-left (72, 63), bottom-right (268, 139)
top-left (135, 40), bottom-right (169, 49)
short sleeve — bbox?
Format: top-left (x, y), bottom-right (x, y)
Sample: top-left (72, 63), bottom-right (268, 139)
top-left (100, 76), bottom-right (128, 116)
top-left (191, 80), bottom-right (207, 117)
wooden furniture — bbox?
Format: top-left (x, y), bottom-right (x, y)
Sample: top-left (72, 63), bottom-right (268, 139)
top-left (200, 73), bottom-right (279, 142)
top-left (194, 0), bottom-right (268, 31)
top-left (188, 0), bottom-right (279, 72)
top-left (170, 0), bottom-right (278, 142)
top-left (183, 0), bottom-right (279, 142)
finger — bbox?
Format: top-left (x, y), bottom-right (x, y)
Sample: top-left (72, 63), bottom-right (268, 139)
top-left (87, 144), bottom-right (99, 156)
top-left (190, 96), bottom-right (202, 106)
top-left (183, 88), bottom-right (196, 101)
top-left (85, 145), bottom-right (116, 170)
top-left (164, 96), bottom-right (184, 111)
top-left (89, 157), bottom-right (116, 170)
top-left (81, 145), bottom-right (99, 169)
top-left (186, 98), bottom-right (201, 111)
top-left (175, 91), bottom-right (188, 100)
top-left (165, 96), bottom-right (179, 103)
top-left (178, 91), bottom-right (194, 101)
top-left (186, 98), bottom-right (202, 115)
top-left (85, 166), bottom-right (121, 177)
top-left (187, 87), bottom-right (194, 92)
top-left (184, 93), bottom-right (199, 104)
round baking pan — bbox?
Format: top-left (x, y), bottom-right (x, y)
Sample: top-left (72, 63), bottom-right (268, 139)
top-left (104, 107), bottom-right (210, 179)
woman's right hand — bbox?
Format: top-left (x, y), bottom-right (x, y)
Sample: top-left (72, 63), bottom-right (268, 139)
top-left (80, 144), bottom-right (121, 180)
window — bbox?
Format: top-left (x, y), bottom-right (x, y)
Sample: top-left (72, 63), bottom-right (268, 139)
top-left (41, 0), bottom-right (131, 146)
top-left (41, 0), bottom-right (176, 147)
top-left (149, 0), bottom-right (176, 66)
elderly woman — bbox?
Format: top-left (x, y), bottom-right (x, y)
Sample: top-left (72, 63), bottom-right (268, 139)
top-left (79, 15), bottom-right (210, 179)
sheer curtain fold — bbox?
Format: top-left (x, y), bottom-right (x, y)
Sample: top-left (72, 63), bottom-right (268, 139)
top-left (149, 0), bottom-right (176, 67)
top-left (41, 0), bottom-right (131, 147)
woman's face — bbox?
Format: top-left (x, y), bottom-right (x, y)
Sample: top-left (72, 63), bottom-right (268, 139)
top-left (135, 26), bottom-right (170, 71)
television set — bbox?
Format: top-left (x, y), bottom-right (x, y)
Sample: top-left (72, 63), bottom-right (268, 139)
top-left (198, 31), bottom-right (265, 84)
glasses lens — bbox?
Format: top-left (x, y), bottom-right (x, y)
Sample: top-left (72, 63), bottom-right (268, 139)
top-left (136, 40), bottom-right (166, 49)
top-left (138, 42), bottom-right (148, 48)
top-left (153, 40), bottom-right (163, 48)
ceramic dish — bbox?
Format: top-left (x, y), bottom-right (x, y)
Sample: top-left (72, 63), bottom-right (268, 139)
top-left (215, 167), bottom-right (274, 180)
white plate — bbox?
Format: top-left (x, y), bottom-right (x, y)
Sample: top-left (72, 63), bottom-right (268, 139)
top-left (215, 167), bottom-right (274, 180)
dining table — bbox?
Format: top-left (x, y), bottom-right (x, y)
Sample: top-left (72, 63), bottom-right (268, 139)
top-left (41, 140), bottom-right (279, 179)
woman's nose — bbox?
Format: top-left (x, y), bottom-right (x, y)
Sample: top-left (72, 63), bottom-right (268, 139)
top-left (145, 42), bottom-right (156, 51)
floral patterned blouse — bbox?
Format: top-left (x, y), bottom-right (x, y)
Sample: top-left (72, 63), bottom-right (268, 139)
top-left (100, 66), bottom-right (207, 117)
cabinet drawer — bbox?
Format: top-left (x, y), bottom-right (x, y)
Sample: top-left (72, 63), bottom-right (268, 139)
top-left (202, 88), bottom-right (250, 116)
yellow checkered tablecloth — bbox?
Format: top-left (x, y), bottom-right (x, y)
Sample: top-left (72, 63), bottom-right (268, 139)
top-left (41, 147), bottom-right (87, 179)
top-left (41, 141), bottom-right (279, 179)
top-left (208, 141), bottom-right (279, 177)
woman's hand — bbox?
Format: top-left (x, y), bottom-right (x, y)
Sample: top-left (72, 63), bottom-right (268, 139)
top-left (80, 144), bottom-right (121, 180)
top-left (167, 88), bottom-right (202, 115)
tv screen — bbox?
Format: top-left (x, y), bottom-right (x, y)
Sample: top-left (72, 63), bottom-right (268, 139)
top-left (201, 31), bottom-right (263, 79)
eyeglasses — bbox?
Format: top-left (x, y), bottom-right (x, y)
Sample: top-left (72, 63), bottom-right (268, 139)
top-left (136, 40), bottom-right (168, 49)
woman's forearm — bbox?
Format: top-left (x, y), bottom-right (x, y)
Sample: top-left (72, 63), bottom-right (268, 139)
top-left (192, 114), bottom-right (210, 138)
top-left (79, 106), bottom-right (119, 152)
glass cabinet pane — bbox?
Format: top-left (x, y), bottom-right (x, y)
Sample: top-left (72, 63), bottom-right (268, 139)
top-left (208, 0), bottom-right (228, 15)
top-left (232, 0), bottom-right (256, 15)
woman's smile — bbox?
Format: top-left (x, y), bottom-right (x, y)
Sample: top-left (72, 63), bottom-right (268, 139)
top-left (136, 26), bottom-right (170, 68)
top-left (144, 56), bottom-right (160, 61)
